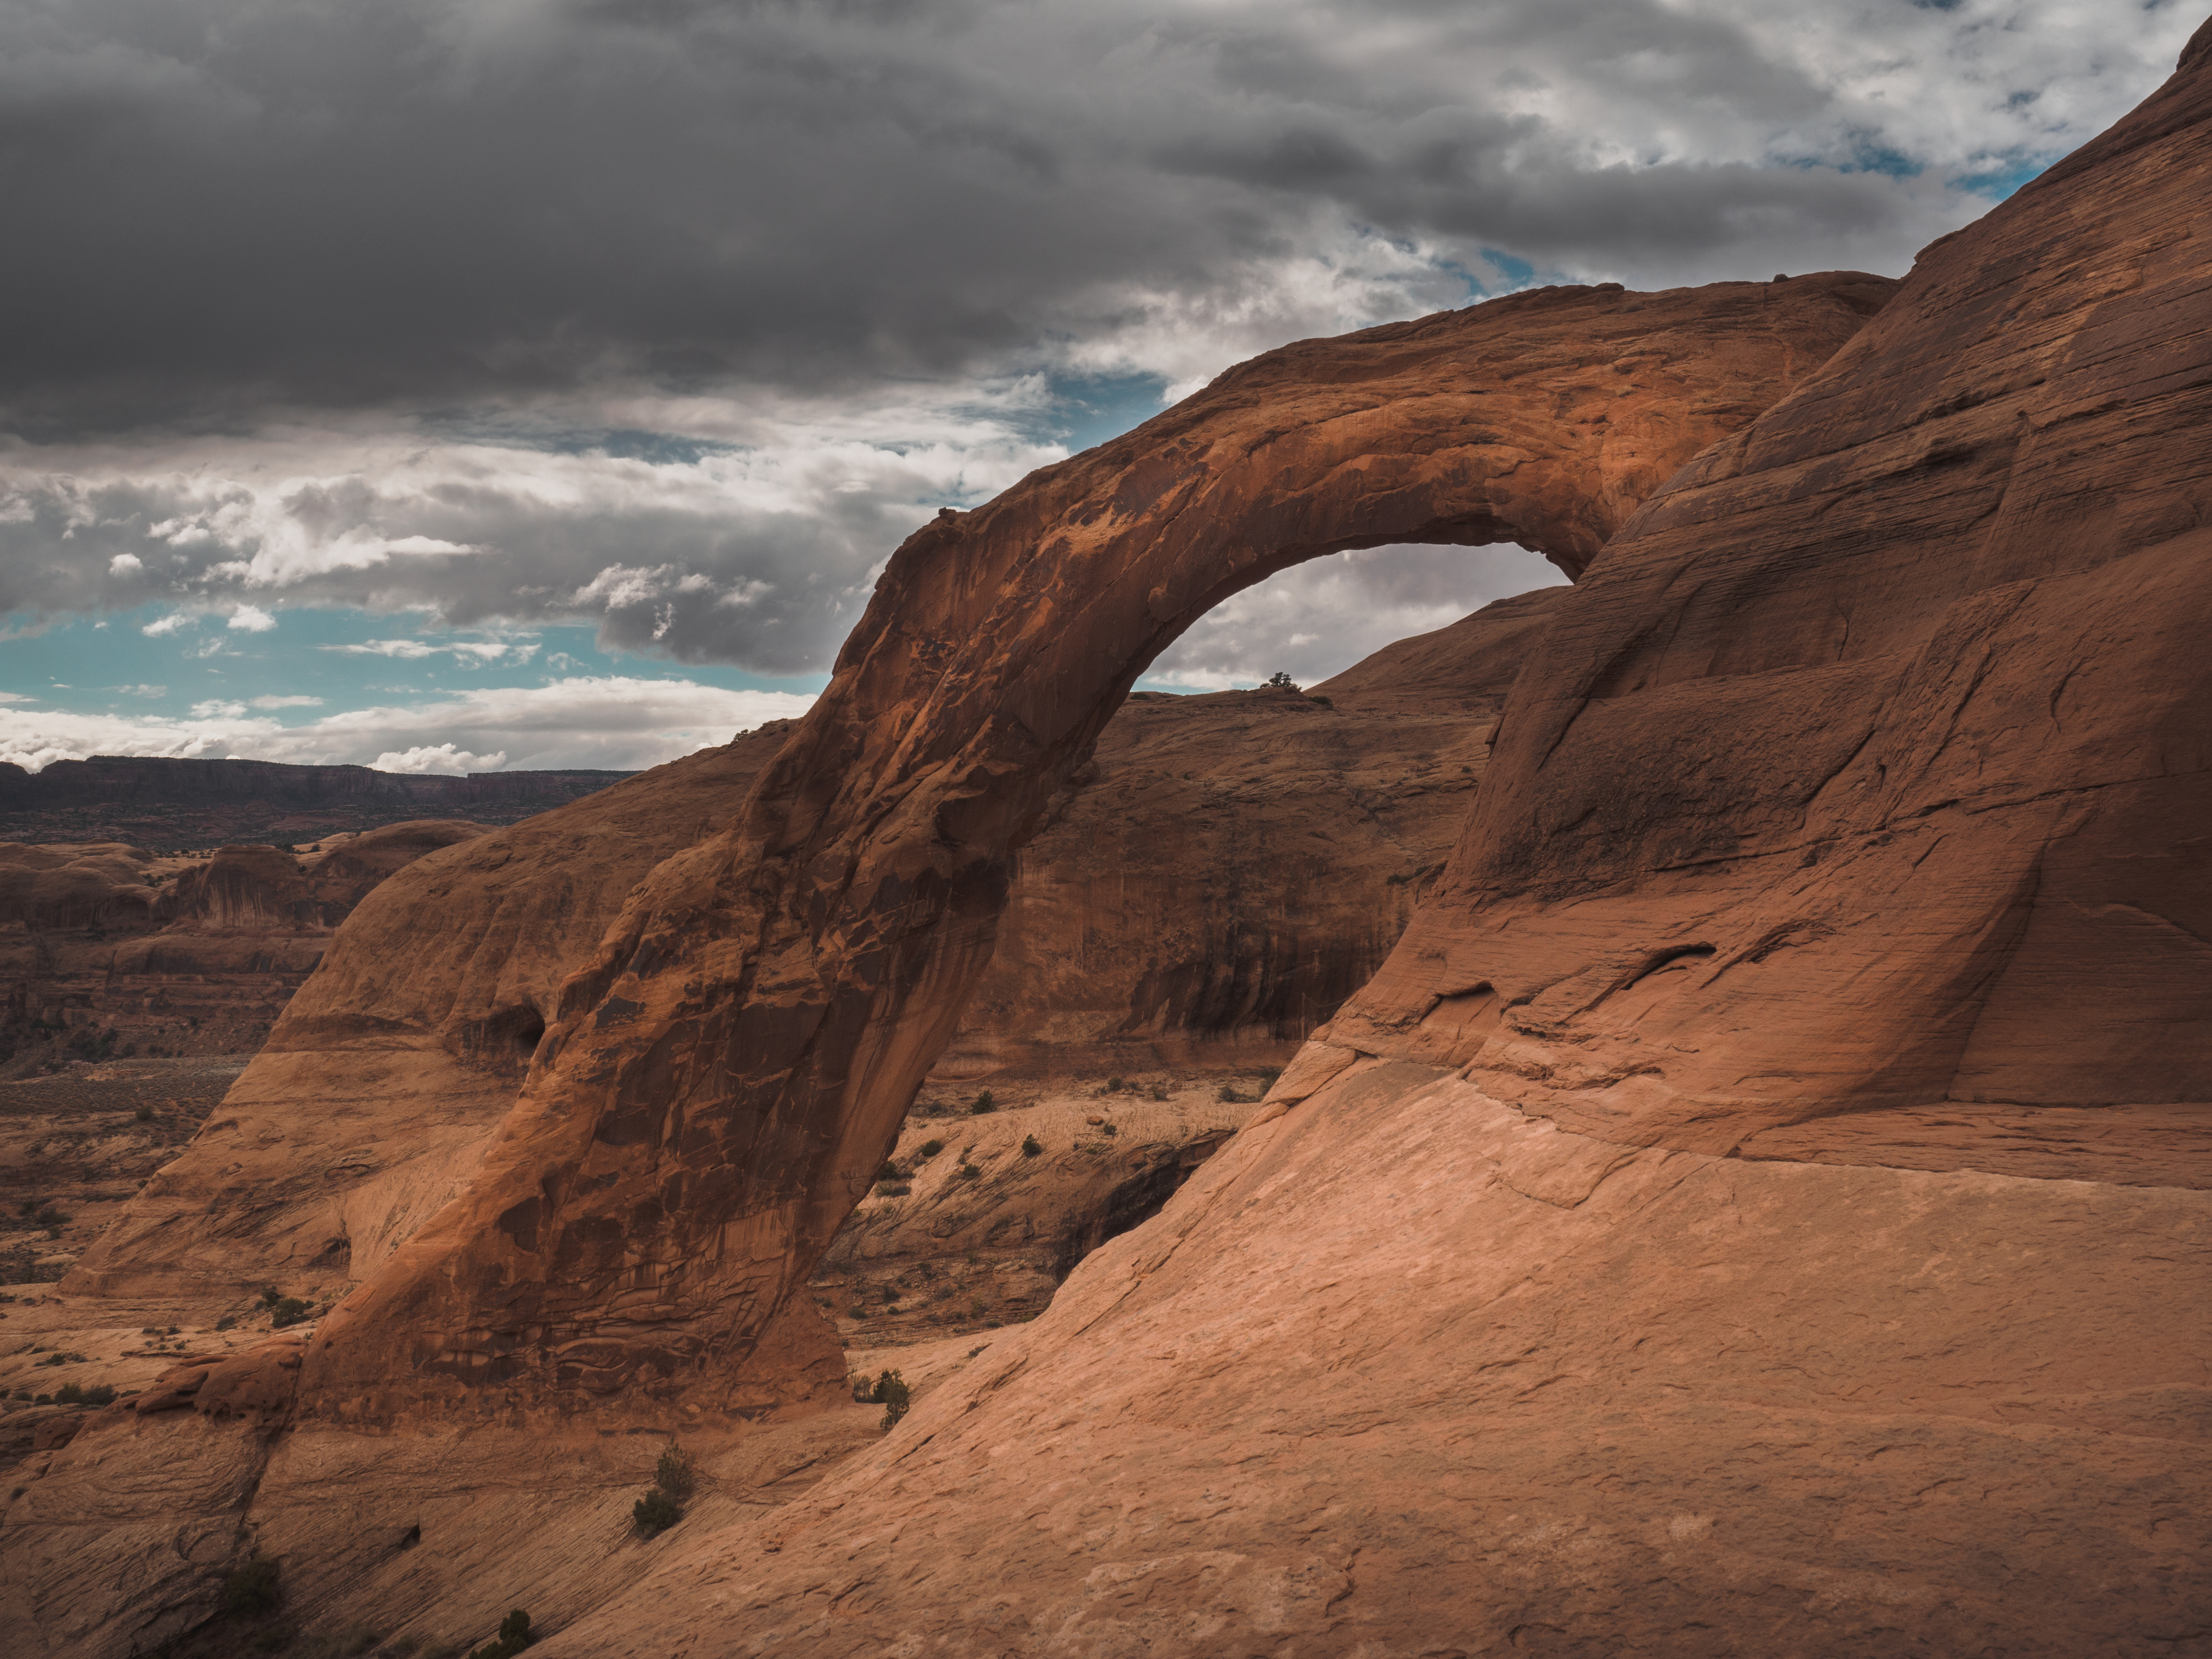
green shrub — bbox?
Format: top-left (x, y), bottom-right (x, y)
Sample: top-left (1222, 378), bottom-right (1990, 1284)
top-left (876, 1160), bottom-right (900, 1181)
top-left (1217, 1083), bottom-right (1243, 1103)
top-left (259, 1286), bottom-right (282, 1307)
top-left (873, 1370), bottom-right (912, 1430)
top-left (632, 1443), bottom-right (695, 1538)
top-left (1105, 1077), bottom-right (1123, 1093)
top-left (1021, 1135), bottom-right (1042, 1157)
top-left (465, 1610), bottom-right (534, 1659)
top-left (918, 1139), bottom-right (944, 1158)
top-left (653, 1445), bottom-right (696, 1502)
top-left (269, 1298), bottom-right (312, 1329)
top-left (969, 1091), bottom-right (996, 1114)
top-left (134, 1105), bottom-right (155, 1122)
top-left (1100, 1123), bottom-right (1117, 1137)
top-left (219, 1553), bottom-right (282, 1616)
top-left (632, 1488), bottom-right (682, 1538)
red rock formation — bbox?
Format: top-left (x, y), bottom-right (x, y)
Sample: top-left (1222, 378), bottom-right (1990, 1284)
top-left (0, 843), bottom-right (155, 935)
top-left (0, 824), bottom-right (497, 1068)
top-left (294, 272), bottom-right (1896, 1428)
top-left (530, 30), bottom-right (2212, 1656)
top-left (1319, 32), bottom-right (2212, 1177)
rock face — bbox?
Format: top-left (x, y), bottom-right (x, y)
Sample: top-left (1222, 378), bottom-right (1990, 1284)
top-left (547, 1061), bottom-right (2212, 1659)
top-left (1321, 31), bottom-right (2212, 1179)
top-left (296, 272), bottom-right (1892, 1429)
top-left (65, 730), bottom-right (802, 1308)
top-left (524, 26), bottom-right (2212, 1657)
top-left (0, 824), bottom-right (492, 1071)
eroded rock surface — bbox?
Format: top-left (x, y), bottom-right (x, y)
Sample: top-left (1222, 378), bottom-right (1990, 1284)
top-left (543, 1055), bottom-right (2212, 1659)
top-left (66, 730), bottom-right (801, 1307)
top-left (1321, 23), bottom-right (2212, 1178)
top-left (2, 823), bottom-right (493, 1069)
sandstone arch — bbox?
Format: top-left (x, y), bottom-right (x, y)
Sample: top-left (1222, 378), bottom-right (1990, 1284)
top-left (299, 273), bottom-right (1895, 1426)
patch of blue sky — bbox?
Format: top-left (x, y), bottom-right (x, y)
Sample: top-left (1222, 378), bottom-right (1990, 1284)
top-left (1017, 372), bottom-right (1177, 457)
top-left (1954, 156), bottom-right (2053, 200)
top-left (0, 606), bottom-right (827, 729)
top-left (1476, 248), bottom-right (1538, 293)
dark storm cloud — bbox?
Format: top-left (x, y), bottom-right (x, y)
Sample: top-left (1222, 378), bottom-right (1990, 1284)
top-left (7, 0), bottom-right (2186, 429)
top-left (0, 0), bottom-right (2196, 685)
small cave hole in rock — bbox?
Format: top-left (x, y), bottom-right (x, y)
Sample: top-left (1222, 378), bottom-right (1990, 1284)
top-left (1052, 1130), bottom-right (1236, 1282)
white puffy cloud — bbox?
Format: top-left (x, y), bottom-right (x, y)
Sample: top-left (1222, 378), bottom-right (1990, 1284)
top-left (227, 604), bottom-right (276, 632)
top-left (108, 552), bottom-right (142, 575)
top-left (0, 676), bottom-right (813, 775)
top-left (371, 744), bottom-right (506, 776)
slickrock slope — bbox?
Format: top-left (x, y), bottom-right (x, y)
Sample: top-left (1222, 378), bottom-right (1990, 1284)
top-left (537, 26), bottom-right (2212, 1657)
top-left (550, 1063), bottom-right (2212, 1659)
top-left (298, 272), bottom-right (1891, 1430)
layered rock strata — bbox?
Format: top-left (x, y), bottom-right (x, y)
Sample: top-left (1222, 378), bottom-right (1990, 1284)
top-left (1, 824), bottom-right (490, 1066)
top-left (296, 272), bottom-right (1893, 1428)
top-left (64, 733), bottom-right (801, 1307)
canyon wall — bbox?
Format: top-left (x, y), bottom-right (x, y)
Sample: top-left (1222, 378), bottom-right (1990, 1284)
top-left (1, 825), bottom-right (490, 1065)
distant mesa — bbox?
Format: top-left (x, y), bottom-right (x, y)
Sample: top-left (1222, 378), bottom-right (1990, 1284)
top-left (0, 754), bottom-right (630, 848)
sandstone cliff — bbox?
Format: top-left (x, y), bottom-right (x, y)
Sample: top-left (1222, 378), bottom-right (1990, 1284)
top-left (1, 824), bottom-right (493, 1072)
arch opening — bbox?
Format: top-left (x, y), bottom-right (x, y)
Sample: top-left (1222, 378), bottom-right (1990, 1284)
top-left (301, 274), bottom-right (1897, 1425)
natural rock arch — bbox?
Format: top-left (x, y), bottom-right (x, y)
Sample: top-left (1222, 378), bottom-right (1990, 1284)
top-left (300, 272), bottom-right (1895, 1426)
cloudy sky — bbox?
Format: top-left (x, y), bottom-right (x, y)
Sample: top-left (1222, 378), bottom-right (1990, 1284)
top-left (2, 0), bottom-right (2198, 774)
